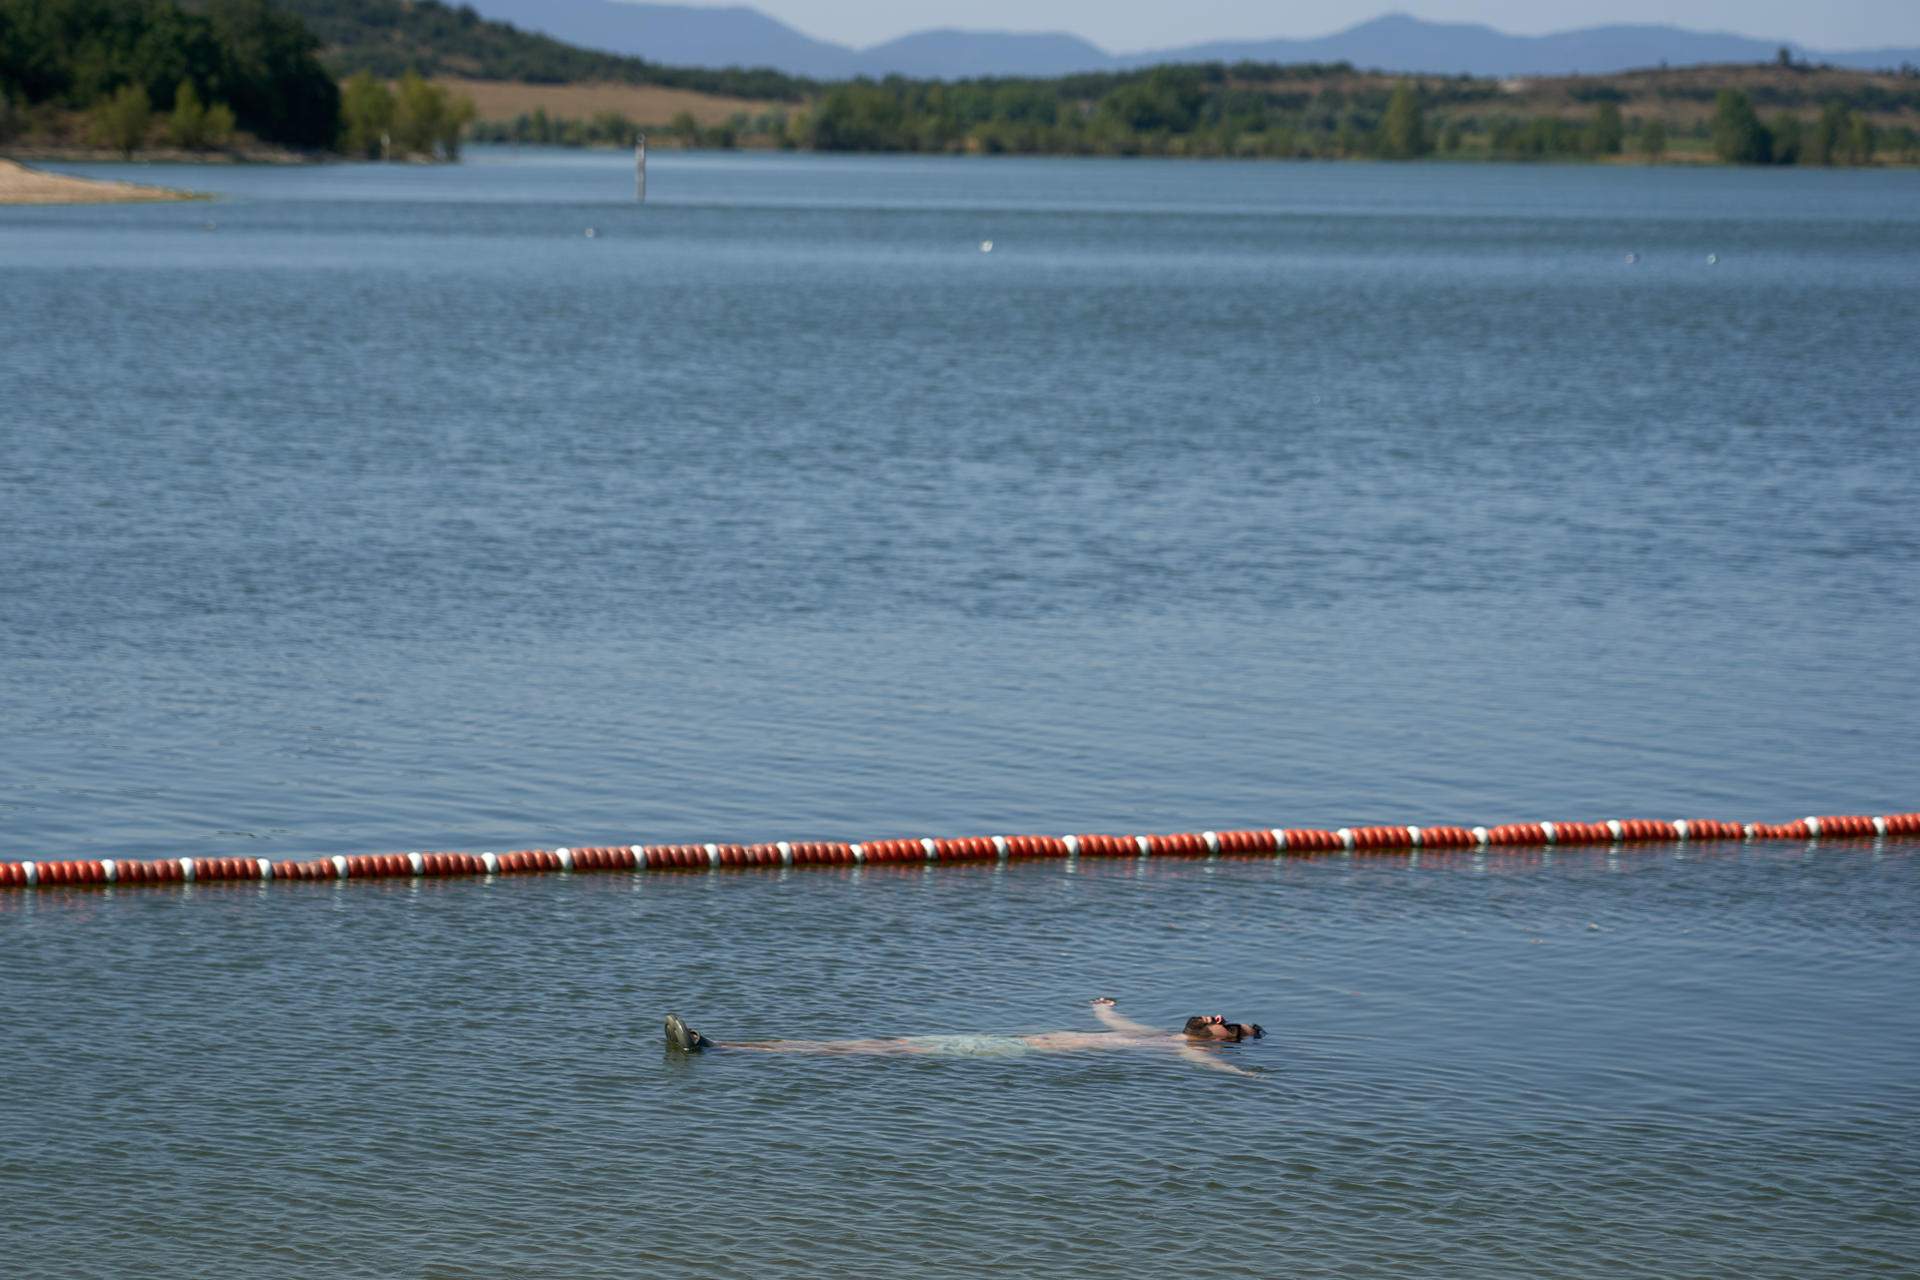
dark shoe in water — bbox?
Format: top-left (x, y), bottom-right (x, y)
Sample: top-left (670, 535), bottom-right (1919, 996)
top-left (665, 1012), bottom-right (710, 1051)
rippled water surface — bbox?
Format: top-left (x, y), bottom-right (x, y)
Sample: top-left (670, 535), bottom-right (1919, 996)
top-left (3, 151), bottom-right (1918, 1276)
top-left (6, 849), bottom-right (1918, 1278)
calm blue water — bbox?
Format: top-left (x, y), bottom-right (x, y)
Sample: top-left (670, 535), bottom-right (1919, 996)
top-left (2, 150), bottom-right (1918, 1276)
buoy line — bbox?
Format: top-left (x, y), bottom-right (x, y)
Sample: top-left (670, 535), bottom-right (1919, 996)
top-left (0, 812), bottom-right (1912, 891)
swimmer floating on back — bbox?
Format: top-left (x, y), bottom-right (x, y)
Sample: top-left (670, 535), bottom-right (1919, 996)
top-left (664, 998), bottom-right (1265, 1076)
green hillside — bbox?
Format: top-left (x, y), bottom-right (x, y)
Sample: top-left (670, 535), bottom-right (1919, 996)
top-left (240, 0), bottom-right (813, 101)
top-left (0, 0), bottom-right (341, 148)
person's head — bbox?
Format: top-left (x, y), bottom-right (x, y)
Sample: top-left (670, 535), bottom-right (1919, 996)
top-left (1182, 1014), bottom-right (1264, 1041)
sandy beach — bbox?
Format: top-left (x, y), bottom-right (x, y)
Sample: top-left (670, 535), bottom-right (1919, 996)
top-left (0, 157), bottom-right (195, 204)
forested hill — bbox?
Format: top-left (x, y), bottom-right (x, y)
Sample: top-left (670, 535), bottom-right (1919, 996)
top-left (0, 0), bottom-right (342, 148)
top-left (232, 0), bottom-right (814, 101)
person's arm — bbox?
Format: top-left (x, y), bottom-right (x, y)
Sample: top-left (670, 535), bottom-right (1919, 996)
top-left (1089, 998), bottom-right (1158, 1036)
top-left (1176, 1043), bottom-right (1261, 1077)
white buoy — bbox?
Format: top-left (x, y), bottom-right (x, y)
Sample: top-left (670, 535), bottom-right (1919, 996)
top-left (584, 227), bottom-right (596, 238)
top-left (1624, 252), bottom-right (1639, 264)
top-left (1707, 253), bottom-right (1719, 265)
top-left (980, 240), bottom-right (993, 253)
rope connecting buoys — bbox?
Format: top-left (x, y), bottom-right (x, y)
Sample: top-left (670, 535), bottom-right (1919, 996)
top-left (2, 812), bottom-right (1913, 893)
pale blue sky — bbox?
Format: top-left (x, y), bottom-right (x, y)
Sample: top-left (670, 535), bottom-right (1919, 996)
top-left (725, 2), bottom-right (1920, 52)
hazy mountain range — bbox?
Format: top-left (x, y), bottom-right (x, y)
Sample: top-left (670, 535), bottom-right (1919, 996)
top-left (452, 4), bottom-right (1920, 79)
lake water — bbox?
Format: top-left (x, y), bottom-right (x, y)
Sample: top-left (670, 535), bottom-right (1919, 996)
top-left (3, 150), bottom-right (1917, 1276)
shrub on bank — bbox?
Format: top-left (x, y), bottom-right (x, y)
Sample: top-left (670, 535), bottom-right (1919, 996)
top-left (338, 71), bottom-right (474, 160)
top-left (87, 83), bottom-right (150, 159)
top-left (167, 81), bottom-right (236, 150)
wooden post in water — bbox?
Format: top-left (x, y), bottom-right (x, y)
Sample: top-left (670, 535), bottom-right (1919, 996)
top-left (635, 133), bottom-right (647, 204)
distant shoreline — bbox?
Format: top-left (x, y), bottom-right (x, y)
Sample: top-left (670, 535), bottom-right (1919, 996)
top-left (0, 158), bottom-right (200, 205)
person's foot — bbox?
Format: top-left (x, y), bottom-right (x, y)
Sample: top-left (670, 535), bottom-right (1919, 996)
top-left (665, 1012), bottom-right (711, 1051)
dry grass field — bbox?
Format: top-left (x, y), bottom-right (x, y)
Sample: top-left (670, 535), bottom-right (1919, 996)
top-left (437, 78), bottom-right (779, 127)
top-left (1499, 65), bottom-right (1920, 127)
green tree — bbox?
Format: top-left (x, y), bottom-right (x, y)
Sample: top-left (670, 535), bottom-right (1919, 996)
top-left (1490, 115), bottom-right (1575, 159)
top-left (1808, 101), bottom-right (1848, 164)
top-left (390, 71), bottom-right (442, 157)
top-left (204, 0), bottom-right (340, 149)
top-left (205, 99), bottom-right (236, 146)
top-left (992, 82), bottom-right (1057, 126)
top-left (1639, 118), bottom-right (1668, 162)
top-left (386, 70), bottom-right (472, 160)
top-left (1711, 89), bottom-right (1771, 164)
top-left (1771, 114), bottom-right (1803, 164)
top-left (1590, 101), bottom-right (1624, 155)
top-left (437, 89), bottom-right (475, 160)
top-left (588, 110), bottom-right (637, 146)
top-left (89, 82), bottom-right (151, 158)
top-left (1099, 68), bottom-right (1205, 134)
top-left (1375, 79), bottom-right (1430, 158)
top-left (166, 78), bottom-right (220, 148)
top-left (339, 72), bottom-right (393, 158)
top-left (780, 109), bottom-right (808, 149)
top-left (669, 109), bottom-right (701, 144)
top-left (1333, 118), bottom-right (1364, 158)
top-left (808, 82), bottom-right (908, 151)
top-left (1845, 113), bottom-right (1876, 164)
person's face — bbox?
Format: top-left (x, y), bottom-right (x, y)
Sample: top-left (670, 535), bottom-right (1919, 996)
top-left (1193, 1014), bottom-right (1237, 1039)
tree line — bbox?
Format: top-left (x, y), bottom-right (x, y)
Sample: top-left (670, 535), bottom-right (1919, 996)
top-left (0, 0), bottom-right (480, 158)
top-left (470, 70), bottom-right (1915, 167)
top-left (1710, 89), bottom-right (1890, 164)
top-left (0, 0), bottom-right (339, 148)
top-left (779, 69), bottom-right (1915, 164)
